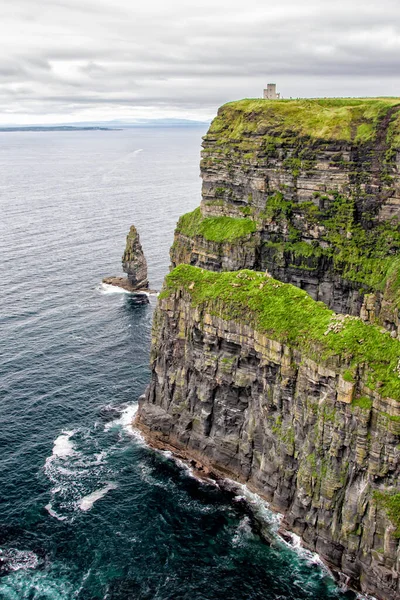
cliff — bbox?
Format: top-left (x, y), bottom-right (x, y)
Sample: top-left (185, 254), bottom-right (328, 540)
top-left (136, 98), bottom-right (400, 599)
top-left (138, 266), bottom-right (400, 599)
top-left (171, 98), bottom-right (400, 336)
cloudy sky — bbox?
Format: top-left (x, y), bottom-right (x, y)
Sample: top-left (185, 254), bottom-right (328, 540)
top-left (1, 0), bottom-right (399, 124)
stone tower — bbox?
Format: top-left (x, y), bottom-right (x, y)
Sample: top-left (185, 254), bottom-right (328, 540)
top-left (263, 83), bottom-right (280, 99)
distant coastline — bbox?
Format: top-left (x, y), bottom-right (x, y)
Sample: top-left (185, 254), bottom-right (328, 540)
top-left (0, 126), bottom-right (117, 132)
top-left (0, 119), bottom-right (209, 132)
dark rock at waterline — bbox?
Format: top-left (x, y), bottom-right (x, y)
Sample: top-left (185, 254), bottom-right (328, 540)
top-left (127, 292), bottom-right (150, 305)
top-left (98, 405), bottom-right (124, 422)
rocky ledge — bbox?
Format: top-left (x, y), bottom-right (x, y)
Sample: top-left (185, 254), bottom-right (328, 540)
top-left (102, 276), bottom-right (147, 293)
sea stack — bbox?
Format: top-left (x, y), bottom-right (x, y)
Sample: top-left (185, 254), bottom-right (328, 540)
top-left (103, 225), bottom-right (150, 297)
top-left (122, 225), bottom-right (149, 289)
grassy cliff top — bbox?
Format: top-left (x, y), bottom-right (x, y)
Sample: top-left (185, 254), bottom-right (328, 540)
top-left (175, 207), bottom-right (256, 242)
top-left (161, 264), bottom-right (400, 401)
top-left (207, 98), bottom-right (400, 145)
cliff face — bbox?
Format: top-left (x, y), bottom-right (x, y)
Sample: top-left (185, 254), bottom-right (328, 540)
top-left (137, 99), bottom-right (400, 599)
top-left (171, 99), bottom-right (400, 335)
top-left (138, 266), bottom-right (400, 600)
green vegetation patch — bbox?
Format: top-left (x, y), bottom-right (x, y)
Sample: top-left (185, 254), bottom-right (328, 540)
top-left (374, 491), bottom-right (400, 537)
top-left (352, 396), bottom-right (373, 410)
top-left (208, 98), bottom-right (400, 145)
top-left (262, 191), bottom-right (400, 294)
top-left (161, 265), bottom-right (400, 400)
top-left (175, 207), bottom-right (256, 243)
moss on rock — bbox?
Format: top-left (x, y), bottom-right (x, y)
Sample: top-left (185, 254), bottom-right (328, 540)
top-left (176, 207), bottom-right (256, 243)
top-left (374, 491), bottom-right (400, 537)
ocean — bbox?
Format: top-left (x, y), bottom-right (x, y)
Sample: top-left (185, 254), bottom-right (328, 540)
top-left (0, 128), bottom-right (356, 599)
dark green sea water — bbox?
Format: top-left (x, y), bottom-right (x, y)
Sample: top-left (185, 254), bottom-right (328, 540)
top-left (0, 129), bottom-right (359, 599)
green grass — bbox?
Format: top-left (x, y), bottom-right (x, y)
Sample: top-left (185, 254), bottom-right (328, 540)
top-left (208, 98), bottom-right (400, 145)
top-left (352, 396), bottom-right (373, 410)
top-left (161, 265), bottom-right (400, 400)
top-left (374, 491), bottom-right (400, 537)
top-left (175, 207), bottom-right (256, 243)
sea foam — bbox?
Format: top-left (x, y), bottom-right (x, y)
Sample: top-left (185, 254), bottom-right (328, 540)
top-left (97, 282), bottom-right (132, 295)
top-left (45, 503), bottom-right (68, 522)
top-left (51, 431), bottom-right (76, 459)
top-left (77, 483), bottom-right (118, 511)
top-left (0, 548), bottom-right (39, 572)
top-left (104, 402), bottom-right (140, 436)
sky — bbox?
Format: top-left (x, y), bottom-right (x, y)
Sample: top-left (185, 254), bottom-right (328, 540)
top-left (1, 0), bottom-right (400, 124)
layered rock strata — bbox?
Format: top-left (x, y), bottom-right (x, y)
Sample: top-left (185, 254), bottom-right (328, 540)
top-left (137, 266), bottom-right (400, 600)
top-left (171, 99), bottom-right (400, 335)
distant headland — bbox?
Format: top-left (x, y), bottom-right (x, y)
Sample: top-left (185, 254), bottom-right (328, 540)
top-left (0, 118), bottom-right (209, 132)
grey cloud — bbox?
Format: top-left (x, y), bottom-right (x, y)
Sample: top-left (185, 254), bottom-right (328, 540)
top-left (1, 0), bottom-right (400, 122)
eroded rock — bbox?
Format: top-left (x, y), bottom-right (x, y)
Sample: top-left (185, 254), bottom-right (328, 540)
top-left (122, 225), bottom-right (149, 289)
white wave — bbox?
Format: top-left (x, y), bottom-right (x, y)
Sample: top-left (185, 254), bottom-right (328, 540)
top-left (56, 466), bottom-right (77, 476)
top-left (94, 450), bottom-right (108, 464)
top-left (231, 482), bottom-right (282, 533)
top-left (158, 449), bottom-right (217, 485)
top-left (43, 427), bottom-right (114, 521)
top-left (231, 516), bottom-right (253, 547)
top-left (45, 503), bottom-right (68, 521)
top-left (119, 403), bottom-right (139, 426)
top-left (101, 149), bottom-right (144, 182)
top-left (104, 403), bottom-right (140, 437)
top-left (279, 530), bottom-right (326, 568)
top-left (230, 483), bottom-right (332, 573)
top-left (77, 482), bottom-right (117, 511)
top-left (111, 149), bottom-right (143, 165)
top-left (97, 282), bottom-right (132, 295)
top-left (226, 482), bottom-right (346, 589)
top-left (0, 569), bottom-right (74, 599)
top-left (0, 548), bottom-right (39, 572)
top-left (75, 568), bottom-right (92, 597)
top-left (44, 431), bottom-right (77, 486)
top-left (51, 431), bottom-right (76, 459)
